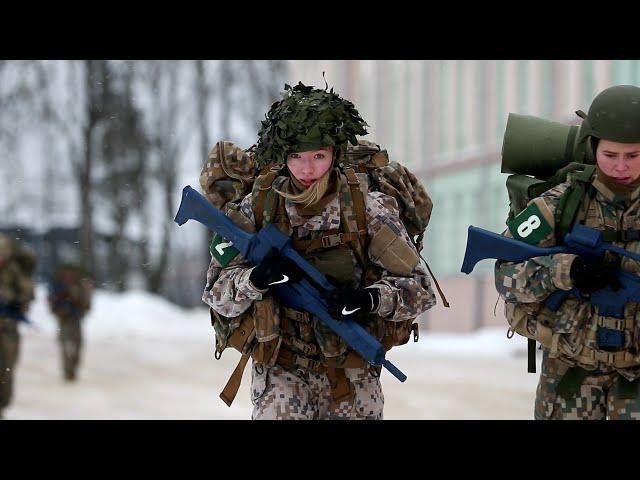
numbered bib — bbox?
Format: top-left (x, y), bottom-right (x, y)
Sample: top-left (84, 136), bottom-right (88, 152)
top-left (210, 233), bottom-right (240, 267)
top-left (507, 202), bottom-right (552, 245)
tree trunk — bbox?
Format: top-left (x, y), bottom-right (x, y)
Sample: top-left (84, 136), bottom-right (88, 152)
top-left (79, 59), bottom-right (100, 275)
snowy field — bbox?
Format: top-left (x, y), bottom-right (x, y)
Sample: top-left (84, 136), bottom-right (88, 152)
top-left (5, 285), bottom-right (541, 420)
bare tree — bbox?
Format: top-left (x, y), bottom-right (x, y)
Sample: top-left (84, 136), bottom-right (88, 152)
top-left (194, 60), bottom-right (216, 275)
top-left (194, 60), bottom-right (212, 164)
top-left (0, 61), bottom-right (53, 224)
top-left (78, 60), bottom-right (111, 275)
top-left (93, 60), bottom-right (149, 291)
top-left (218, 60), bottom-right (234, 140)
top-left (0, 60), bottom-right (289, 306)
top-left (240, 60), bottom-right (288, 132)
top-left (32, 60), bottom-right (107, 275)
top-left (138, 60), bottom-right (194, 294)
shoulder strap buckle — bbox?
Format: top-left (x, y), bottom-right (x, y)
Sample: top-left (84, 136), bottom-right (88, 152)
top-left (343, 167), bottom-right (360, 185)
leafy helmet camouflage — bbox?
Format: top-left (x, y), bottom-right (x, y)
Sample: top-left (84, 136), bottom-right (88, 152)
top-left (249, 81), bottom-right (369, 168)
top-left (578, 85), bottom-right (640, 144)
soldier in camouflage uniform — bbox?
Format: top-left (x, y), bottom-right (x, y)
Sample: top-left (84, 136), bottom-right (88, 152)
top-left (0, 233), bottom-right (36, 419)
top-left (202, 82), bottom-right (437, 420)
top-left (496, 85), bottom-right (640, 419)
top-left (48, 263), bottom-right (93, 382)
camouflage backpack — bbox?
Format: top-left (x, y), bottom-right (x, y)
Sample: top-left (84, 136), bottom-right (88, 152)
top-left (338, 140), bottom-right (434, 252)
top-left (200, 139), bottom-right (435, 253)
top-left (199, 140), bottom-right (257, 214)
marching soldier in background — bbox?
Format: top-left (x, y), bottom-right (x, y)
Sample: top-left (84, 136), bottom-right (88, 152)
top-left (0, 233), bottom-right (36, 419)
top-left (48, 263), bottom-right (93, 382)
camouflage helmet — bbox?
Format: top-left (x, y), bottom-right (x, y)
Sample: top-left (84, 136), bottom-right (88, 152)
top-left (249, 81), bottom-right (369, 168)
top-left (578, 85), bottom-right (640, 143)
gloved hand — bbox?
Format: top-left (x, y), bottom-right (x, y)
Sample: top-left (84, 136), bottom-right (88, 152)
top-left (6, 300), bottom-right (23, 314)
top-left (249, 248), bottom-right (304, 290)
top-left (570, 257), bottom-right (621, 293)
top-left (322, 287), bottom-right (380, 320)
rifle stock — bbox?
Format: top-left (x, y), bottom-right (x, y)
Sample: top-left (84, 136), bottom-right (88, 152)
top-left (462, 224), bottom-right (640, 319)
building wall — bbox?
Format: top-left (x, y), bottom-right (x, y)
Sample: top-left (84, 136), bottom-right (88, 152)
top-left (288, 60), bottom-right (640, 331)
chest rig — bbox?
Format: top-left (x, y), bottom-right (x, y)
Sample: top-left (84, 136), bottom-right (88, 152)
top-left (511, 174), bottom-right (640, 386)
top-left (254, 166), bottom-right (378, 355)
top-left (217, 166), bottom-right (420, 406)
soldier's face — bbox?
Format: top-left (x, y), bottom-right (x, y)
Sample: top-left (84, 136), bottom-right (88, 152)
top-left (286, 146), bottom-right (334, 188)
top-left (596, 139), bottom-right (640, 185)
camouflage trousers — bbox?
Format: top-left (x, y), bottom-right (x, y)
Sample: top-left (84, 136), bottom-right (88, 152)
top-left (535, 350), bottom-right (640, 420)
top-left (56, 316), bottom-right (83, 380)
top-left (0, 317), bottom-right (20, 415)
top-left (250, 362), bottom-right (384, 420)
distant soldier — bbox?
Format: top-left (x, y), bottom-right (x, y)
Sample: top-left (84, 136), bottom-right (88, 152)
top-left (0, 233), bottom-right (36, 419)
top-left (48, 263), bottom-right (93, 382)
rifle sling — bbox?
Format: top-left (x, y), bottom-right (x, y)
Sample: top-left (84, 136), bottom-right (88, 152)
top-left (219, 353), bottom-right (251, 407)
top-left (528, 339), bottom-right (537, 373)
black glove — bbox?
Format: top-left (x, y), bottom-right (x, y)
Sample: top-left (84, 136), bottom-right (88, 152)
top-left (570, 257), bottom-right (620, 294)
top-left (322, 287), bottom-right (380, 320)
top-left (6, 300), bottom-right (22, 315)
top-left (249, 248), bottom-right (304, 290)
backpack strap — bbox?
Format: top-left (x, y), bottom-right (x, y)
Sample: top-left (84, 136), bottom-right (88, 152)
top-left (343, 168), bottom-right (367, 236)
top-left (337, 168), bottom-right (369, 271)
top-left (555, 164), bottom-right (640, 242)
top-left (554, 164), bottom-right (596, 241)
top-left (219, 353), bottom-right (251, 407)
top-left (417, 252), bottom-right (450, 308)
top-left (326, 366), bottom-right (355, 404)
top-left (527, 165), bottom-right (596, 374)
top-left (254, 165), bottom-right (283, 230)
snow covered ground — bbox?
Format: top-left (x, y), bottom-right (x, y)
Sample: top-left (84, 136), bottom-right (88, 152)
top-left (5, 285), bottom-right (541, 419)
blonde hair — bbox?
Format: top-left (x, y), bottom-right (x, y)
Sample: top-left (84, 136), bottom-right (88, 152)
top-left (274, 163), bottom-right (334, 208)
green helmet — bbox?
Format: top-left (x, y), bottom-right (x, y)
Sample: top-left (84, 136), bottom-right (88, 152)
top-left (249, 81), bottom-right (369, 168)
top-left (578, 85), bottom-right (640, 143)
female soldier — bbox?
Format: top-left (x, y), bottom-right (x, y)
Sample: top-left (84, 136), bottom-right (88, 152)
top-left (202, 82), bottom-right (436, 420)
top-left (496, 85), bottom-right (640, 420)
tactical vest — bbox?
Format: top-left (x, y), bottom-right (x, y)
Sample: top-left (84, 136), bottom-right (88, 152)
top-left (506, 169), bottom-right (640, 377)
top-left (215, 167), bottom-right (420, 406)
